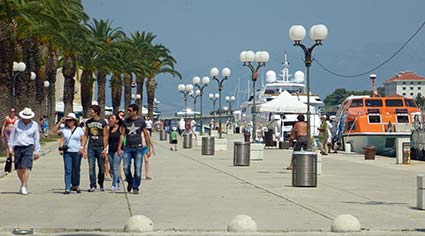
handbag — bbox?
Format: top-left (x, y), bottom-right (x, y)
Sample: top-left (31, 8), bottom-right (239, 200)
top-left (4, 155), bottom-right (12, 173)
top-left (59, 127), bottom-right (77, 152)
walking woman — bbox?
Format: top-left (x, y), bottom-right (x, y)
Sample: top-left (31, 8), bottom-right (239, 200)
top-left (107, 114), bottom-right (122, 191)
top-left (2, 108), bottom-right (18, 172)
top-left (58, 113), bottom-right (86, 194)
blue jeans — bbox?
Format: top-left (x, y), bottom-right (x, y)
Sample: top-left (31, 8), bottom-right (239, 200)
top-left (87, 146), bottom-right (105, 189)
top-left (108, 152), bottom-right (122, 188)
top-left (63, 152), bottom-right (82, 191)
top-left (123, 146), bottom-right (144, 190)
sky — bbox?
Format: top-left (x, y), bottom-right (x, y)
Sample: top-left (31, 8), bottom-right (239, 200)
top-left (82, 0), bottom-right (425, 116)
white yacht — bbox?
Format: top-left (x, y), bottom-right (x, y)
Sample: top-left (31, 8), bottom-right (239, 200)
top-left (235, 53), bottom-right (323, 141)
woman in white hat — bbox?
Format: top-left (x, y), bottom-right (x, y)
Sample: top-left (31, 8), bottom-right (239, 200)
top-left (8, 107), bottom-right (40, 195)
top-left (57, 113), bottom-right (86, 194)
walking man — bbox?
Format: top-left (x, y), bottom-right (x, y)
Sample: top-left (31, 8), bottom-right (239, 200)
top-left (8, 107), bottom-right (40, 195)
top-left (84, 104), bottom-right (109, 192)
top-left (118, 104), bottom-right (152, 194)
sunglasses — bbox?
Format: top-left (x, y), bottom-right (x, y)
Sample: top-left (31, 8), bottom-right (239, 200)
top-left (127, 109), bottom-right (133, 112)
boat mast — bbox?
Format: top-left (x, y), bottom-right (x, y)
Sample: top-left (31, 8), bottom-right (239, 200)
top-left (280, 51), bottom-right (291, 82)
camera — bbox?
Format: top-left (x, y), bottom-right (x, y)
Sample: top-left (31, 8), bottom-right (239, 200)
top-left (58, 145), bottom-right (69, 152)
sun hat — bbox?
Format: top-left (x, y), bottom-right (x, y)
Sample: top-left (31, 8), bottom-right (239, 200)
top-left (172, 127), bottom-right (177, 131)
top-left (65, 113), bottom-right (78, 121)
top-left (19, 107), bottom-right (35, 119)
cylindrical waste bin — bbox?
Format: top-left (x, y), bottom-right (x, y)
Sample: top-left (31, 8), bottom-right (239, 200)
top-left (235, 127), bottom-right (240, 133)
top-left (292, 151), bottom-right (317, 187)
top-left (402, 142), bottom-right (411, 164)
top-left (264, 129), bottom-right (274, 147)
top-left (202, 136), bottom-right (215, 155)
top-left (233, 141), bottom-right (250, 166)
top-left (160, 130), bottom-right (167, 141)
top-left (183, 133), bottom-right (192, 149)
top-left (279, 141), bottom-right (290, 149)
top-left (364, 146), bottom-right (376, 160)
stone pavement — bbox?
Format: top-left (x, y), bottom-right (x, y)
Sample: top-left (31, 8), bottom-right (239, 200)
top-left (1, 132), bottom-right (425, 236)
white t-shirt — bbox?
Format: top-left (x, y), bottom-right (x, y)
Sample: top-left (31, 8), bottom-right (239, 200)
top-left (146, 120), bottom-right (153, 129)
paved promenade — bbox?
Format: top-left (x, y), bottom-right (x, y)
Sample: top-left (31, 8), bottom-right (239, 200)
top-left (1, 132), bottom-right (425, 235)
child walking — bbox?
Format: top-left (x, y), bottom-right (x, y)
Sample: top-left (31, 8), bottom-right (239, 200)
top-left (170, 127), bottom-right (178, 151)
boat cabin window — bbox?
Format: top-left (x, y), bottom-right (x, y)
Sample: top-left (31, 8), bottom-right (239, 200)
top-left (365, 99), bottom-right (383, 107)
top-left (405, 99), bottom-right (417, 107)
top-left (385, 99), bottom-right (403, 107)
top-left (368, 115), bottom-right (381, 123)
top-left (397, 115), bottom-right (409, 123)
top-left (350, 99), bottom-right (363, 108)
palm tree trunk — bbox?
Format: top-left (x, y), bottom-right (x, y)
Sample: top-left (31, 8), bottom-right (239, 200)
top-left (81, 69), bottom-right (93, 117)
top-left (46, 49), bottom-right (58, 125)
top-left (147, 77), bottom-right (156, 119)
top-left (97, 71), bottom-right (106, 117)
top-left (123, 73), bottom-right (132, 110)
top-left (136, 74), bottom-right (145, 109)
top-left (62, 55), bottom-right (76, 115)
top-left (0, 20), bottom-right (15, 115)
top-left (19, 38), bottom-right (39, 119)
top-left (111, 73), bottom-right (122, 114)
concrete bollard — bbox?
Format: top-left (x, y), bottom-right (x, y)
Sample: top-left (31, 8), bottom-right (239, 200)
top-left (331, 214), bottom-right (361, 232)
top-left (227, 215), bottom-right (257, 233)
top-left (417, 175), bottom-right (425, 210)
top-left (124, 215), bottom-right (154, 232)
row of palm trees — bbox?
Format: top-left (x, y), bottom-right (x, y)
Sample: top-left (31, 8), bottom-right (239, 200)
top-left (0, 0), bottom-right (181, 125)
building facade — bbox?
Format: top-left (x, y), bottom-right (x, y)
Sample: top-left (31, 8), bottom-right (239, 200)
top-left (384, 72), bottom-right (425, 98)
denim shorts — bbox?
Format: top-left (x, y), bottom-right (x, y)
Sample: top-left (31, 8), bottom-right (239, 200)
top-left (14, 145), bottom-right (34, 170)
top-left (142, 146), bottom-right (148, 156)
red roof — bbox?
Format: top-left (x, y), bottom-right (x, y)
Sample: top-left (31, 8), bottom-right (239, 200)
top-left (384, 72), bottom-right (425, 84)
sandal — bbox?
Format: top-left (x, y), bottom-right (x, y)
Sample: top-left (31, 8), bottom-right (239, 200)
top-left (146, 177), bottom-right (152, 180)
top-left (286, 167), bottom-right (293, 170)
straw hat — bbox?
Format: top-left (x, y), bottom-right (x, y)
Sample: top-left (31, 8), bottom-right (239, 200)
top-left (65, 113), bottom-right (78, 122)
top-left (19, 107), bottom-right (35, 119)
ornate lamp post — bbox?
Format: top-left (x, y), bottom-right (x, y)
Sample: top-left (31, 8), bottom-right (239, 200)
top-left (11, 62), bottom-right (27, 107)
top-left (44, 81), bottom-right (50, 114)
top-left (240, 50), bottom-right (270, 142)
top-left (210, 67), bottom-right (231, 138)
top-left (192, 76), bottom-right (210, 135)
top-left (131, 94), bottom-right (141, 104)
top-left (225, 95), bottom-right (236, 114)
top-left (289, 24), bottom-right (328, 150)
top-left (178, 84), bottom-right (193, 120)
top-left (209, 93), bottom-right (219, 135)
top-left (190, 89), bottom-right (201, 118)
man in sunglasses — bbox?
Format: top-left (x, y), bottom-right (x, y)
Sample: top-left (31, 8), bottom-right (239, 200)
top-left (117, 104), bottom-right (152, 194)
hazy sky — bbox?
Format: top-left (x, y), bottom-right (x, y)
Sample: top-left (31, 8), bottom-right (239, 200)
top-left (82, 0), bottom-right (425, 115)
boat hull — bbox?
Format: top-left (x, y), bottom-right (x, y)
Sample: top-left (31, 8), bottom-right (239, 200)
top-left (342, 132), bottom-right (411, 157)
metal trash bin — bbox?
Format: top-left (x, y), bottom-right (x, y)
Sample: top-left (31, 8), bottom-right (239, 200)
top-left (279, 141), bottom-right (290, 149)
top-left (243, 131), bottom-right (251, 142)
top-left (160, 130), bottom-right (167, 141)
top-left (402, 142), bottom-right (410, 164)
top-left (233, 141), bottom-right (250, 166)
top-left (183, 133), bottom-right (192, 149)
top-left (235, 127), bottom-right (240, 133)
top-left (364, 145), bottom-right (376, 160)
top-left (202, 136), bottom-right (215, 155)
top-left (292, 151), bottom-right (317, 187)
top-left (264, 130), bottom-right (274, 147)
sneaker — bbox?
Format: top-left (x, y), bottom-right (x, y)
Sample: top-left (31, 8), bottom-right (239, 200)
top-left (88, 187), bottom-right (95, 192)
top-left (100, 187), bottom-right (105, 192)
top-left (64, 190), bottom-right (70, 195)
top-left (21, 186), bottom-right (28, 195)
top-left (111, 186), bottom-right (116, 192)
top-left (133, 188), bottom-right (139, 194)
top-left (117, 182), bottom-right (123, 190)
top-left (126, 184), bottom-right (132, 193)
top-left (76, 187), bottom-right (81, 194)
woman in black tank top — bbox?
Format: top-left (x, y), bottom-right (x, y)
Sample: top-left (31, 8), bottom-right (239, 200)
top-left (107, 114), bottom-right (122, 191)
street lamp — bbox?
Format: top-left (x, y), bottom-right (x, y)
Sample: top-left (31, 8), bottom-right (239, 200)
top-left (289, 24), bottom-right (328, 150)
top-left (209, 93), bottom-right (219, 135)
top-left (178, 84), bottom-right (193, 120)
top-left (192, 76), bottom-right (210, 135)
top-left (225, 95), bottom-right (236, 114)
top-left (44, 81), bottom-right (50, 114)
top-left (11, 62), bottom-right (26, 107)
top-left (240, 50), bottom-right (270, 142)
top-left (131, 93), bottom-right (141, 103)
top-left (210, 67), bottom-right (231, 138)
top-left (190, 89), bottom-right (201, 119)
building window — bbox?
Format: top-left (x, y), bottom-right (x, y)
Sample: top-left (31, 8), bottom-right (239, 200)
top-left (403, 87), bottom-right (406, 90)
top-left (419, 87), bottom-right (421, 90)
top-left (403, 93), bottom-right (406, 95)
top-left (419, 82), bottom-right (422, 85)
top-left (411, 82), bottom-right (414, 84)
top-left (403, 82), bottom-right (406, 85)
top-left (410, 93), bottom-right (414, 96)
top-left (411, 87), bottom-right (414, 90)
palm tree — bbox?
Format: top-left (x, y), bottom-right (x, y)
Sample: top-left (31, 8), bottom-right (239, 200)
top-left (87, 19), bottom-right (125, 117)
top-left (145, 44), bottom-right (181, 118)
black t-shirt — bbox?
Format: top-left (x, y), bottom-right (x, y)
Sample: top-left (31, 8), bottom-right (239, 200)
top-left (108, 127), bottom-right (121, 153)
top-left (123, 117), bottom-right (146, 146)
top-left (85, 118), bottom-right (107, 147)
